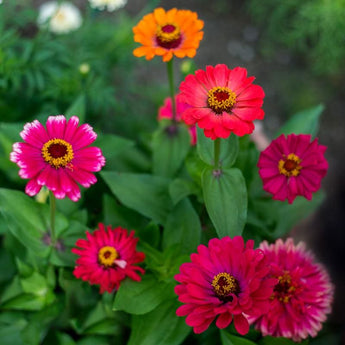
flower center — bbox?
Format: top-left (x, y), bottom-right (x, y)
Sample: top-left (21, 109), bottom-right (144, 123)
top-left (98, 246), bottom-right (118, 268)
top-left (207, 86), bottom-right (237, 114)
top-left (278, 153), bottom-right (302, 177)
top-left (272, 271), bottom-right (297, 303)
top-left (156, 23), bottom-right (182, 49)
top-left (41, 139), bottom-right (74, 169)
top-left (212, 272), bottom-right (240, 301)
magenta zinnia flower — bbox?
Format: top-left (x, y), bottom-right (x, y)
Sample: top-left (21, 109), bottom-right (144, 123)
top-left (174, 236), bottom-right (277, 335)
top-left (257, 133), bottom-right (328, 204)
top-left (250, 238), bottom-right (334, 342)
top-left (179, 64), bottom-right (265, 140)
top-left (10, 115), bottom-right (105, 201)
top-left (72, 223), bottom-right (145, 293)
top-left (158, 94), bottom-right (197, 145)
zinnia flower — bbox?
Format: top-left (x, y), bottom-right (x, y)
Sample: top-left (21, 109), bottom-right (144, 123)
top-left (174, 236), bottom-right (277, 335)
top-left (72, 224), bottom-right (145, 293)
top-left (250, 238), bottom-right (334, 342)
top-left (133, 8), bottom-right (204, 62)
top-left (257, 133), bottom-right (328, 204)
top-left (158, 94), bottom-right (197, 145)
top-left (10, 115), bottom-right (105, 202)
top-left (88, 0), bottom-right (127, 12)
top-left (179, 64), bottom-right (265, 139)
top-left (37, 1), bottom-right (82, 34)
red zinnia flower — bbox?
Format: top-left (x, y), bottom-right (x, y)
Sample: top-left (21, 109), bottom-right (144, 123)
top-left (257, 133), bottom-right (328, 204)
top-left (133, 8), bottom-right (204, 62)
top-left (250, 238), bottom-right (334, 342)
top-left (158, 94), bottom-right (197, 145)
top-left (179, 64), bottom-right (265, 140)
top-left (72, 224), bottom-right (145, 293)
top-left (174, 236), bottom-right (277, 335)
top-left (10, 115), bottom-right (105, 202)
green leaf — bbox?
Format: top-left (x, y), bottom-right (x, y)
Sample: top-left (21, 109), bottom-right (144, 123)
top-left (65, 94), bottom-right (86, 122)
top-left (101, 172), bottom-right (172, 224)
top-left (0, 188), bottom-right (63, 257)
top-left (258, 335), bottom-right (301, 345)
top-left (162, 198), bottom-right (201, 254)
top-left (169, 178), bottom-right (199, 206)
top-left (221, 330), bottom-right (258, 345)
top-left (196, 127), bottom-right (239, 167)
top-left (275, 104), bottom-right (324, 138)
top-left (128, 299), bottom-right (190, 345)
top-left (152, 122), bottom-right (191, 177)
top-left (202, 167), bottom-right (247, 237)
top-left (113, 274), bottom-right (173, 315)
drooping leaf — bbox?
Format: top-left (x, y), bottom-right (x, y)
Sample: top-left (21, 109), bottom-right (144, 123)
top-left (202, 167), bottom-right (247, 238)
top-left (221, 330), bottom-right (258, 345)
top-left (65, 94), bottom-right (86, 122)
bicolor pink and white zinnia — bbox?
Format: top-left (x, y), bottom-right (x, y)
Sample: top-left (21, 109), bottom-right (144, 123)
top-left (10, 115), bottom-right (105, 201)
top-left (72, 224), bottom-right (145, 293)
top-left (250, 238), bottom-right (334, 342)
top-left (257, 133), bottom-right (328, 204)
top-left (174, 236), bottom-right (277, 335)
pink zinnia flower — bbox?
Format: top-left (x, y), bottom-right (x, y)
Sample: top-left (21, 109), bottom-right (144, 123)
top-left (174, 236), bottom-right (277, 335)
top-left (158, 94), bottom-right (197, 145)
top-left (10, 115), bottom-right (105, 202)
top-left (250, 238), bottom-right (334, 342)
top-left (72, 223), bottom-right (145, 293)
top-left (257, 133), bottom-right (328, 204)
top-left (179, 64), bottom-right (265, 140)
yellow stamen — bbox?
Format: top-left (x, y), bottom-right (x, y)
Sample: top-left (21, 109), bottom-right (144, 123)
top-left (212, 272), bottom-right (239, 299)
top-left (207, 86), bottom-right (236, 114)
top-left (98, 246), bottom-right (118, 268)
top-left (278, 153), bottom-right (302, 177)
top-left (156, 23), bottom-right (181, 43)
top-left (41, 138), bottom-right (74, 169)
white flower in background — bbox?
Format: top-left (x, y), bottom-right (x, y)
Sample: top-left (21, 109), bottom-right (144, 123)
top-left (88, 0), bottom-right (127, 12)
top-left (37, 2), bottom-right (82, 34)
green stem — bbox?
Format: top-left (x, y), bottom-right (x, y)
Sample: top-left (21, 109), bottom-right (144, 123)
top-left (214, 138), bottom-right (221, 170)
top-left (166, 59), bottom-right (177, 123)
top-left (49, 190), bottom-right (56, 247)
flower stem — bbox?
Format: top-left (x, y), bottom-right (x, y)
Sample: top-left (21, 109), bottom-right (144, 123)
top-left (166, 58), bottom-right (177, 123)
top-left (49, 190), bottom-right (56, 247)
top-left (214, 138), bottom-right (221, 170)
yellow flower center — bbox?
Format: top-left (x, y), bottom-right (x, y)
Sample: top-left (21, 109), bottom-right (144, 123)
top-left (207, 86), bottom-right (237, 114)
top-left (41, 138), bottom-right (74, 169)
top-left (98, 246), bottom-right (118, 268)
top-left (278, 153), bottom-right (302, 177)
top-left (212, 272), bottom-right (239, 301)
top-left (156, 23), bottom-right (182, 49)
top-left (272, 271), bottom-right (296, 303)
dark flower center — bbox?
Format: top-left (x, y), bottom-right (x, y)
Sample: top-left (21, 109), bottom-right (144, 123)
top-left (278, 153), bottom-right (302, 177)
top-left (207, 86), bottom-right (237, 114)
top-left (272, 271), bottom-right (297, 303)
top-left (98, 246), bottom-right (118, 268)
top-left (42, 138), bottom-right (74, 169)
top-left (156, 23), bottom-right (182, 49)
top-left (212, 272), bottom-right (240, 302)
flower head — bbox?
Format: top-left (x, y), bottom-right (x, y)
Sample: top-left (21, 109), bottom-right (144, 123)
top-left (179, 64), bottom-right (265, 139)
top-left (88, 0), bottom-right (127, 12)
top-left (250, 238), bottom-right (334, 342)
top-left (10, 115), bottom-right (105, 202)
top-left (257, 133), bottom-right (328, 204)
top-left (158, 94), bottom-right (197, 145)
top-left (174, 236), bottom-right (277, 335)
top-left (72, 224), bottom-right (145, 293)
top-left (37, 1), bottom-right (82, 34)
top-left (133, 8), bottom-right (204, 62)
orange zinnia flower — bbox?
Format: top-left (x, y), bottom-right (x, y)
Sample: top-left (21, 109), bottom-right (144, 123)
top-left (133, 8), bottom-right (204, 62)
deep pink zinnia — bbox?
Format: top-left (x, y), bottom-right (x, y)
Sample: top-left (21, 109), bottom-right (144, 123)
top-left (257, 133), bottom-right (328, 204)
top-left (72, 223), bottom-right (145, 293)
top-left (179, 64), bottom-right (265, 140)
top-left (158, 94), bottom-right (197, 145)
top-left (174, 236), bottom-right (277, 335)
top-left (10, 115), bottom-right (105, 202)
top-left (250, 238), bottom-right (334, 342)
